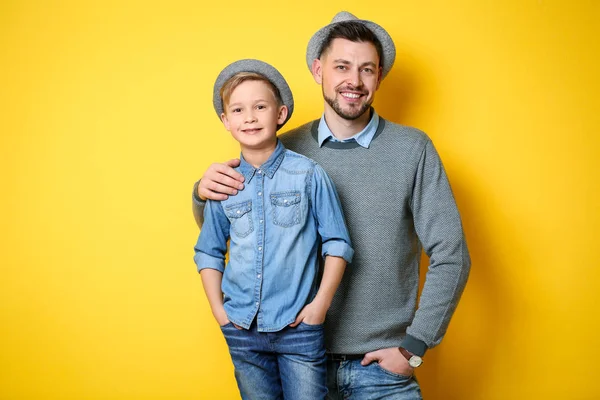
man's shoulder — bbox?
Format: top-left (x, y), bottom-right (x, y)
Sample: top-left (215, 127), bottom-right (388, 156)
top-left (278, 120), bottom-right (318, 146)
top-left (380, 118), bottom-right (431, 145)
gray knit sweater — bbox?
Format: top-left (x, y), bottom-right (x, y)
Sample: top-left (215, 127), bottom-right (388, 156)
top-left (193, 116), bottom-right (470, 357)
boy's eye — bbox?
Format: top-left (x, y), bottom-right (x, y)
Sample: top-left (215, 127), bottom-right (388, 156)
top-left (231, 108), bottom-right (242, 113)
top-left (256, 104), bottom-right (266, 110)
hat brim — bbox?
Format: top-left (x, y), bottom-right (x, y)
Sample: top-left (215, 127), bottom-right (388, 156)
top-left (213, 59), bottom-right (294, 129)
top-left (306, 18), bottom-right (396, 79)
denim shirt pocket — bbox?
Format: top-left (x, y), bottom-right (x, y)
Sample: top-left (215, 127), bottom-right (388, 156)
top-left (224, 200), bottom-right (254, 237)
top-left (270, 191), bottom-right (302, 227)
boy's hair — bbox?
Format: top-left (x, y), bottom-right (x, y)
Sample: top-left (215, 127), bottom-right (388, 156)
top-left (318, 21), bottom-right (384, 67)
top-left (220, 72), bottom-right (283, 110)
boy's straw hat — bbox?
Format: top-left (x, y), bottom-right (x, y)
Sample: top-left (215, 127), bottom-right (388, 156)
top-left (213, 59), bottom-right (294, 129)
top-left (305, 11), bottom-right (396, 79)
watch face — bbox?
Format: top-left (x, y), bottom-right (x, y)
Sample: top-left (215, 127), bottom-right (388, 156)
top-left (408, 355), bottom-right (423, 368)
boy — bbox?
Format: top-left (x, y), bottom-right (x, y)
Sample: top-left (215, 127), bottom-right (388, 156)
top-left (194, 59), bottom-right (353, 400)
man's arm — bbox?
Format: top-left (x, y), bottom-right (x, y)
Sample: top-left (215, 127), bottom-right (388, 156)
top-left (402, 139), bottom-right (471, 356)
top-left (192, 159), bottom-right (245, 228)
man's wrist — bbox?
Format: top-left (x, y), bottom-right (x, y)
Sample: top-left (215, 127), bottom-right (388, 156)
top-left (399, 347), bottom-right (424, 368)
top-left (400, 334), bottom-right (427, 357)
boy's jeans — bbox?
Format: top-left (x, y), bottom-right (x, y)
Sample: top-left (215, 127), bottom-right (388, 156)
top-left (326, 358), bottom-right (423, 399)
top-left (220, 321), bottom-right (327, 400)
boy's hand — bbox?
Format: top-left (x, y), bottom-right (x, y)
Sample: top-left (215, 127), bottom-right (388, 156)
top-left (214, 307), bottom-right (230, 327)
top-left (198, 159), bottom-right (245, 201)
top-left (289, 299), bottom-right (328, 327)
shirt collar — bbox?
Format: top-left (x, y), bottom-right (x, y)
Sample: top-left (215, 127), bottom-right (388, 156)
top-left (238, 140), bottom-right (286, 183)
top-left (317, 108), bottom-right (380, 148)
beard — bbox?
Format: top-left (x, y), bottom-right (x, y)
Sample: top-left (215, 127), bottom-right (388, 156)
top-left (323, 87), bottom-right (372, 121)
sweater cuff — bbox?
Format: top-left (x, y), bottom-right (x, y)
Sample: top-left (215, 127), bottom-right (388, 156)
top-left (192, 180), bottom-right (206, 205)
top-left (400, 335), bottom-right (428, 357)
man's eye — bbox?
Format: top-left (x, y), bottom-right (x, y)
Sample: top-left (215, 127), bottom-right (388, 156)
top-left (363, 68), bottom-right (373, 74)
top-left (336, 65), bottom-right (346, 70)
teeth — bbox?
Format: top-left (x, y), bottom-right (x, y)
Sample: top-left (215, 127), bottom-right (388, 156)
top-left (342, 93), bottom-right (360, 99)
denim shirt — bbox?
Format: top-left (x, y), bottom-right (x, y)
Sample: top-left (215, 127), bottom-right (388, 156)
top-left (194, 140), bottom-right (353, 332)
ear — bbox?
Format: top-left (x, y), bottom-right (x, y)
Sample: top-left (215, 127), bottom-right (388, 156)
top-left (277, 105), bottom-right (289, 125)
top-left (220, 112), bottom-right (231, 131)
top-left (376, 66), bottom-right (383, 90)
top-left (311, 59), bottom-right (323, 84)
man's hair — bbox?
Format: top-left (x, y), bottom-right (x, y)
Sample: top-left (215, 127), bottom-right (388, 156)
top-left (220, 72), bottom-right (283, 110)
top-left (318, 21), bottom-right (384, 67)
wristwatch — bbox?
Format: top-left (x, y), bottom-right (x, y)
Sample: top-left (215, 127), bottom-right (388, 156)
top-left (399, 347), bottom-right (423, 368)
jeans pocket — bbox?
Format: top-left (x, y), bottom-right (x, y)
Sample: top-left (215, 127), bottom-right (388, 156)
top-left (270, 191), bottom-right (301, 227)
top-left (372, 362), bottom-right (413, 380)
top-left (219, 322), bottom-right (233, 329)
top-left (298, 321), bottom-right (324, 330)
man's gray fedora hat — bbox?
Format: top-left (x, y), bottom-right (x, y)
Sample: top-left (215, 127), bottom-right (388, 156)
top-left (306, 11), bottom-right (396, 79)
top-left (213, 59), bottom-right (294, 129)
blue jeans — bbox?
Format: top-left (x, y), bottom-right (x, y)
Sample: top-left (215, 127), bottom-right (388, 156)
top-left (326, 358), bottom-right (423, 399)
top-left (220, 322), bottom-right (327, 400)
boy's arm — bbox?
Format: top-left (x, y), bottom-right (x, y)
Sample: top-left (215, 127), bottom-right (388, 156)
top-left (194, 199), bottom-right (231, 326)
top-left (200, 269), bottom-right (229, 326)
top-left (310, 164), bottom-right (354, 262)
top-left (290, 255), bottom-right (346, 326)
top-left (290, 164), bottom-right (353, 326)
top-left (192, 159), bottom-right (245, 228)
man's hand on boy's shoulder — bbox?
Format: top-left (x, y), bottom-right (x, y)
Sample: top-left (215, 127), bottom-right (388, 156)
top-left (197, 158), bottom-right (245, 201)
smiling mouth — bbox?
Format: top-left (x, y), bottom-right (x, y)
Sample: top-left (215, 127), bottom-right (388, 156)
top-left (241, 128), bottom-right (262, 134)
top-left (340, 92), bottom-right (364, 100)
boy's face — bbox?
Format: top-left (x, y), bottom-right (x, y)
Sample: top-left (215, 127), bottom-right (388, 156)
top-left (220, 80), bottom-right (287, 150)
top-left (312, 38), bottom-right (382, 121)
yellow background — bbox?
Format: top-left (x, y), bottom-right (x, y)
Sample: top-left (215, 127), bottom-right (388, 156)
top-left (1, 1), bottom-right (599, 399)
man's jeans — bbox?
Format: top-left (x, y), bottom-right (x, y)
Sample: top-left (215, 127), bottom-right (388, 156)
top-left (220, 322), bottom-right (327, 400)
top-left (326, 358), bottom-right (423, 399)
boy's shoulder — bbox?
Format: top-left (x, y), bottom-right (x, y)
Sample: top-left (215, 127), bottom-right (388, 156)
top-left (280, 148), bottom-right (318, 171)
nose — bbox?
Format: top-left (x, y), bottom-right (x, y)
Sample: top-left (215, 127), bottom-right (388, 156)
top-left (244, 109), bottom-right (257, 123)
top-left (348, 68), bottom-right (362, 88)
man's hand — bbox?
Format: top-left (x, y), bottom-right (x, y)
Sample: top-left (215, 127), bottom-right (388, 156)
top-left (289, 299), bottom-right (327, 327)
top-left (197, 159), bottom-right (245, 201)
top-left (361, 347), bottom-right (414, 377)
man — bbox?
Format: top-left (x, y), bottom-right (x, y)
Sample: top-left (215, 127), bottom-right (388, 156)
top-left (193, 11), bottom-right (471, 399)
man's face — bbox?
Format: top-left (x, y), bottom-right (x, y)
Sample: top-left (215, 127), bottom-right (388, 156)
top-left (220, 80), bottom-right (287, 150)
top-left (314, 38), bottom-right (382, 120)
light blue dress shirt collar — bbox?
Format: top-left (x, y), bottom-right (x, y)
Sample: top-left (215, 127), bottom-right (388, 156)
top-left (317, 108), bottom-right (380, 148)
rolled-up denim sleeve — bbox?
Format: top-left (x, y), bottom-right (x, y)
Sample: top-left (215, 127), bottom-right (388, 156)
top-left (193, 199), bottom-right (230, 273)
top-left (311, 164), bottom-right (353, 263)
